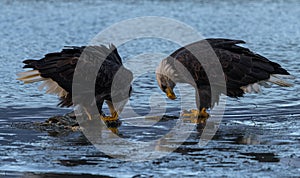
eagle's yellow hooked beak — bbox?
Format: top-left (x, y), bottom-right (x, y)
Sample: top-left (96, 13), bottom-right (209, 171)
top-left (166, 87), bottom-right (176, 100)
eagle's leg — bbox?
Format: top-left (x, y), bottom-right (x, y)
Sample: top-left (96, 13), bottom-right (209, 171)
top-left (99, 101), bottom-right (120, 134)
top-left (181, 88), bottom-right (210, 123)
top-left (101, 101), bottom-right (118, 122)
top-left (199, 108), bottom-right (209, 119)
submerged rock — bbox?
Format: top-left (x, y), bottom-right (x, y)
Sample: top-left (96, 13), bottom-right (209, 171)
top-left (12, 111), bottom-right (124, 136)
top-left (12, 112), bottom-right (80, 137)
top-left (44, 111), bottom-right (79, 128)
top-left (12, 111), bottom-right (209, 137)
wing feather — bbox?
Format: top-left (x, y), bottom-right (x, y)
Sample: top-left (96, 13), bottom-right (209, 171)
top-left (169, 38), bottom-right (292, 108)
top-left (19, 45), bottom-right (131, 109)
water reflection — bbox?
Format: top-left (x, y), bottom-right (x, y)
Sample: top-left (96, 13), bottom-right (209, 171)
top-left (240, 153), bottom-right (280, 162)
top-left (235, 135), bottom-right (260, 145)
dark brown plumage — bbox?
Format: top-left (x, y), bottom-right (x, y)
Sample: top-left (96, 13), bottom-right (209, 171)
top-left (22, 47), bottom-right (81, 107)
top-left (156, 38), bottom-right (292, 115)
top-left (18, 45), bottom-right (133, 119)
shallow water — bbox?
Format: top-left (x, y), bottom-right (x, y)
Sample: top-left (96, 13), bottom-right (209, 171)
top-left (1, 0), bottom-right (300, 177)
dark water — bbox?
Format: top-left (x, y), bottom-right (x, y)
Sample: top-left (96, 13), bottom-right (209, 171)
top-left (1, 0), bottom-right (300, 177)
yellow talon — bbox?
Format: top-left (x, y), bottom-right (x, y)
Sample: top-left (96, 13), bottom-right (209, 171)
top-left (181, 108), bottom-right (209, 124)
top-left (108, 127), bottom-right (119, 134)
top-left (101, 112), bottom-right (118, 122)
top-left (181, 109), bottom-right (195, 117)
top-left (199, 108), bottom-right (209, 119)
top-left (99, 112), bottom-right (120, 134)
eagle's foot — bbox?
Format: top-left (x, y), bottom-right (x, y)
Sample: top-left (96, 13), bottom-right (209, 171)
top-left (101, 112), bottom-right (118, 121)
top-left (181, 108), bottom-right (209, 124)
top-left (100, 112), bottom-right (121, 134)
top-left (199, 108), bottom-right (209, 119)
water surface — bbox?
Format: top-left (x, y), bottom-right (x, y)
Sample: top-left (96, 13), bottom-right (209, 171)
top-left (0, 0), bottom-right (299, 177)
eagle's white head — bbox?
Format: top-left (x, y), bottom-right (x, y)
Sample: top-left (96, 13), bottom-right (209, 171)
top-left (156, 57), bottom-right (198, 100)
top-left (155, 58), bottom-right (178, 100)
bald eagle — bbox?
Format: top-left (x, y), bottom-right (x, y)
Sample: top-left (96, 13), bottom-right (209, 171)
top-left (156, 38), bottom-right (293, 118)
top-left (17, 45), bottom-right (133, 130)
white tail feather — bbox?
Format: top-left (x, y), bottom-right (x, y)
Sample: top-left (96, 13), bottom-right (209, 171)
top-left (241, 74), bottom-right (294, 94)
top-left (272, 74), bottom-right (296, 79)
top-left (17, 70), bottom-right (68, 98)
top-left (46, 84), bottom-right (58, 94)
top-left (241, 83), bottom-right (262, 93)
top-left (268, 75), bottom-right (293, 87)
top-left (42, 79), bottom-right (68, 97)
top-left (17, 70), bottom-right (40, 78)
top-left (38, 79), bottom-right (52, 91)
top-left (258, 81), bottom-right (272, 88)
top-left (23, 76), bottom-right (45, 83)
top-left (17, 70), bottom-right (41, 81)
